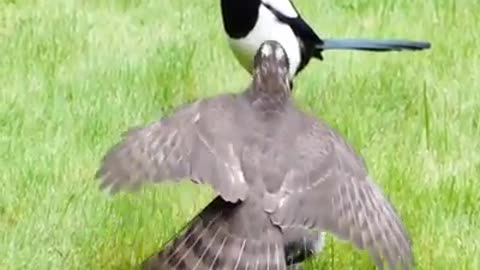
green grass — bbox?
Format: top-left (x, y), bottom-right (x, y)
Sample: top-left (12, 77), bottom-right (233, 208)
top-left (1, 0), bottom-right (479, 269)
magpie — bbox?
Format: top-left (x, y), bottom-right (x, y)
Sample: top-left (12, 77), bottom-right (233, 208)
top-left (221, 0), bottom-right (431, 79)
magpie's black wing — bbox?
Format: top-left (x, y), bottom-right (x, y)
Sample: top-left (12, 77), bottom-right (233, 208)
top-left (282, 228), bottom-right (324, 267)
top-left (261, 2), bottom-right (324, 47)
top-left (261, 1), bottom-right (324, 68)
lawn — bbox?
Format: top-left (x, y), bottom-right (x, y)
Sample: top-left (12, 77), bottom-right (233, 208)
top-left (1, 0), bottom-right (479, 269)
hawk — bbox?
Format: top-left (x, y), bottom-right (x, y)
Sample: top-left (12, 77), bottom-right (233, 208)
top-left (96, 40), bottom-right (414, 270)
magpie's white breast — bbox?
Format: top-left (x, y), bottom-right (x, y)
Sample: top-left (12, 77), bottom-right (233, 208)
top-left (227, 4), bottom-right (301, 79)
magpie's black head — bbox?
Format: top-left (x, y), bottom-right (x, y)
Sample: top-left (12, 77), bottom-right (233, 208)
top-left (252, 40), bottom-right (291, 94)
top-left (221, 0), bottom-right (261, 38)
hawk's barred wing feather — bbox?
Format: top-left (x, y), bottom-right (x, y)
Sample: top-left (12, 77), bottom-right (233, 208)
top-left (95, 95), bottom-right (249, 203)
top-left (271, 118), bottom-right (414, 270)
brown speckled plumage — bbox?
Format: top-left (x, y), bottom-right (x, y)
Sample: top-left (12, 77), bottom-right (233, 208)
top-left (96, 41), bottom-right (414, 270)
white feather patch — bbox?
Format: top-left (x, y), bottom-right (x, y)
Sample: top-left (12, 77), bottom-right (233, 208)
top-left (261, 0), bottom-right (298, 18)
top-left (261, 43), bottom-right (273, 57)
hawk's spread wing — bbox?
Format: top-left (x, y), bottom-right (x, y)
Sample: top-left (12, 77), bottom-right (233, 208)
top-left (143, 196), bottom-right (287, 270)
top-left (95, 94), bottom-right (249, 202)
top-left (270, 118), bottom-right (414, 270)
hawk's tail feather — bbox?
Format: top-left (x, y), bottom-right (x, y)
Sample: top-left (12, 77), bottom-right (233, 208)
top-left (142, 197), bottom-right (287, 270)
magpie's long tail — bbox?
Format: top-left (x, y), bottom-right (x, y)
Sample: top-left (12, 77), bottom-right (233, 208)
top-left (318, 38), bottom-right (431, 52)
